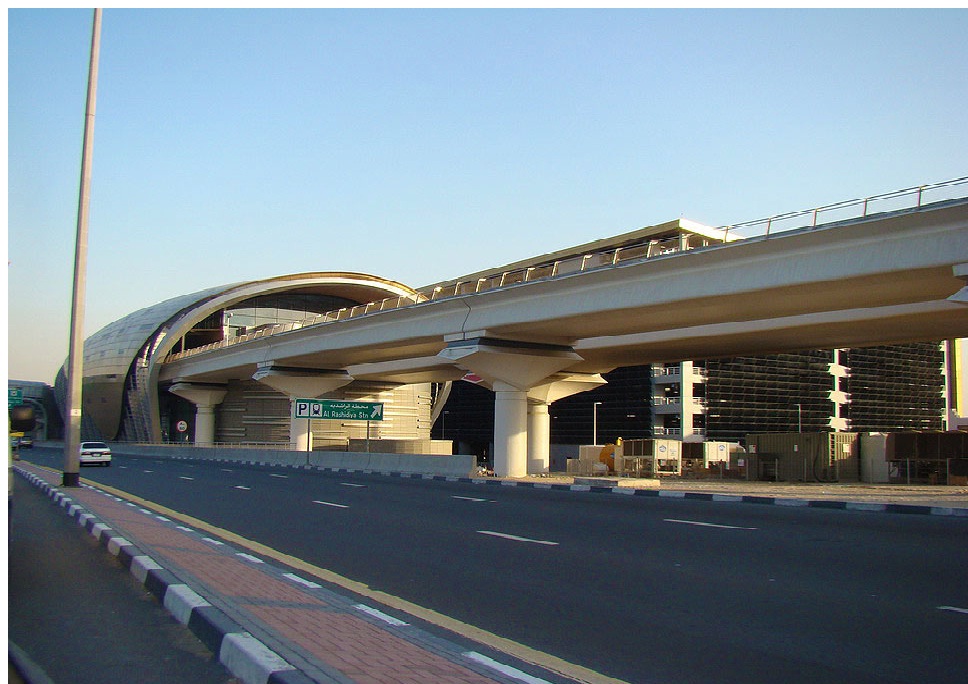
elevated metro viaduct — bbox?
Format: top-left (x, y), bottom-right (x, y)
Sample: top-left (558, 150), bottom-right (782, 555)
top-left (61, 197), bottom-right (968, 477)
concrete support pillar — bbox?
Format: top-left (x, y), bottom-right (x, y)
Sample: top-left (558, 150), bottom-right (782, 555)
top-left (528, 372), bottom-right (607, 473)
top-left (527, 402), bottom-right (551, 474)
top-left (290, 412), bottom-right (312, 452)
top-left (680, 361), bottom-right (695, 441)
top-left (167, 383), bottom-right (227, 446)
top-left (439, 337), bottom-right (584, 477)
top-left (252, 365), bottom-right (352, 450)
top-left (195, 405), bottom-right (217, 446)
top-left (494, 382), bottom-right (529, 478)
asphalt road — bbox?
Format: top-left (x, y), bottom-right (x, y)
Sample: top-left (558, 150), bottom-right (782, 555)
top-left (8, 471), bottom-right (240, 684)
top-left (22, 447), bottom-right (968, 684)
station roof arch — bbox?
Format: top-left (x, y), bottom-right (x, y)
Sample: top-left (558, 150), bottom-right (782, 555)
top-left (59, 272), bottom-right (419, 441)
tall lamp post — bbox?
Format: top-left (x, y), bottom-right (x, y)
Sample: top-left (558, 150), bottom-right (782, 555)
top-left (64, 8), bottom-right (102, 487)
top-left (593, 401), bottom-right (602, 445)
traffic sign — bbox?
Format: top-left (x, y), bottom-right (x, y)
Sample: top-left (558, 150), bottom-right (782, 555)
top-left (8, 387), bottom-right (24, 408)
top-left (292, 399), bottom-right (384, 421)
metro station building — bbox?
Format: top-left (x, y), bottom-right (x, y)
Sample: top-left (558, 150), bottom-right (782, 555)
top-left (54, 218), bottom-right (967, 462)
top-left (54, 273), bottom-right (444, 450)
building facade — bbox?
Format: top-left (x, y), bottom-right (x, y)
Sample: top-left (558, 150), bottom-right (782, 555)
top-left (434, 341), bottom-right (960, 457)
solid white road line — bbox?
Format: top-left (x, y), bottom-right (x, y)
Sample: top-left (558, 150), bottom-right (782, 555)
top-left (938, 605), bottom-right (968, 614)
top-left (313, 500), bottom-right (349, 509)
top-left (477, 530), bottom-right (558, 546)
top-left (664, 518), bottom-right (757, 530)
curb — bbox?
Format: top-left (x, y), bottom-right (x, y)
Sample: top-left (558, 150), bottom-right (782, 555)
top-left (15, 468), bottom-right (317, 684)
top-left (157, 454), bottom-right (968, 518)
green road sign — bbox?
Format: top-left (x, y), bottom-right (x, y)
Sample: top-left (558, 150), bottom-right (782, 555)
top-left (8, 387), bottom-right (24, 408)
top-left (292, 399), bottom-right (384, 421)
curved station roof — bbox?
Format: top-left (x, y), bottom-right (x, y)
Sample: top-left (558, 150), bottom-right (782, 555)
top-left (58, 272), bottom-right (420, 442)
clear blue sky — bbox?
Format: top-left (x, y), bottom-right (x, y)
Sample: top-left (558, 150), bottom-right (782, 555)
top-left (7, 8), bottom-right (968, 384)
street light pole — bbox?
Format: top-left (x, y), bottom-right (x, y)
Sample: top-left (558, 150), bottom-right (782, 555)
top-left (593, 402), bottom-right (602, 445)
top-left (64, 8), bottom-right (102, 487)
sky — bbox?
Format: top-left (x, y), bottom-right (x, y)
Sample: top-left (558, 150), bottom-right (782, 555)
top-left (6, 8), bottom-right (968, 385)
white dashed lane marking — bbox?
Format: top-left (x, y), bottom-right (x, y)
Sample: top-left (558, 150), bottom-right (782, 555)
top-left (477, 530), bottom-right (558, 546)
top-left (313, 500), bottom-right (349, 509)
top-left (665, 518), bottom-right (757, 530)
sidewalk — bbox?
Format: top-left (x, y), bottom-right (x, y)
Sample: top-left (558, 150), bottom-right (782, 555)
top-left (14, 463), bottom-right (597, 684)
top-left (498, 475), bottom-right (968, 512)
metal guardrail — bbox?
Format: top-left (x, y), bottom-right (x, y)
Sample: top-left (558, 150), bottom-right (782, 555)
top-left (166, 177), bottom-right (968, 363)
top-left (720, 176), bottom-right (968, 240)
top-left (129, 441), bottom-right (295, 450)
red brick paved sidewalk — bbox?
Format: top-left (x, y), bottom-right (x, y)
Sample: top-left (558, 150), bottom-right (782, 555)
top-left (16, 463), bottom-right (572, 684)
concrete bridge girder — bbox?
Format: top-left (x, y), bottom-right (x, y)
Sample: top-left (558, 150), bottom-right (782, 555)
top-left (153, 201), bottom-right (968, 465)
top-left (159, 204), bottom-right (968, 385)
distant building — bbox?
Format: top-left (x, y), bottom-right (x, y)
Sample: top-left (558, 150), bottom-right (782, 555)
top-left (435, 340), bottom-right (962, 458)
top-left (679, 343), bottom-right (951, 443)
top-left (7, 380), bottom-right (61, 440)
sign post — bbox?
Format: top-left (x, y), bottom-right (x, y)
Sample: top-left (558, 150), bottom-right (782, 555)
top-left (292, 399), bottom-right (384, 453)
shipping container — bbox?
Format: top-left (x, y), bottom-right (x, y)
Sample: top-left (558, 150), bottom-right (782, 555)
top-left (616, 439), bottom-right (681, 477)
top-left (745, 432), bottom-right (859, 482)
top-left (859, 433), bottom-right (891, 483)
top-left (680, 441), bottom-right (737, 476)
top-left (879, 431), bottom-right (968, 484)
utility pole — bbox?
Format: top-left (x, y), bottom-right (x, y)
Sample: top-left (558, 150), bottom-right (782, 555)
top-left (593, 401), bottom-right (602, 445)
top-left (64, 8), bottom-right (102, 487)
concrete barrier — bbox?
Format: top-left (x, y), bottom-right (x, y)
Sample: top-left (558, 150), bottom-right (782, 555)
top-left (108, 444), bottom-right (477, 478)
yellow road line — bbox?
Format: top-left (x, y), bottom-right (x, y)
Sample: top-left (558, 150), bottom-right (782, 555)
top-left (30, 464), bottom-right (627, 684)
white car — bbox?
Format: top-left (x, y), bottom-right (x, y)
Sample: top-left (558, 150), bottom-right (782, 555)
top-left (79, 441), bottom-right (112, 467)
